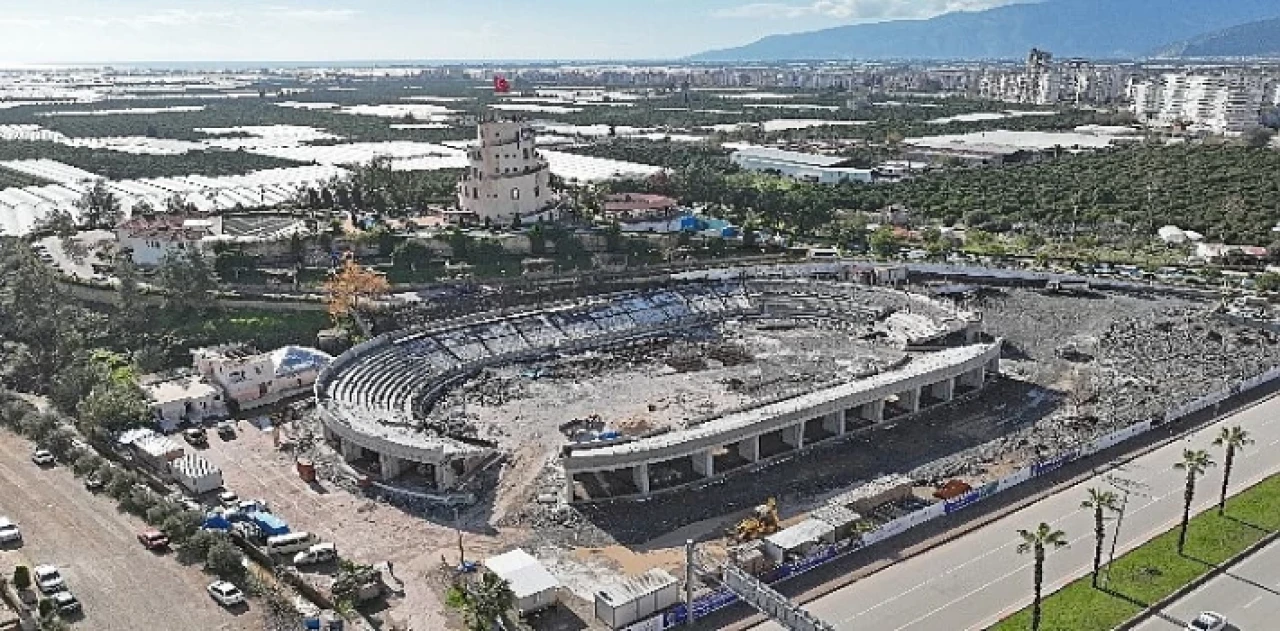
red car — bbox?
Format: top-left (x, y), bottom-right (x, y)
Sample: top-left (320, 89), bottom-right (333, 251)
top-left (137, 529), bottom-right (170, 550)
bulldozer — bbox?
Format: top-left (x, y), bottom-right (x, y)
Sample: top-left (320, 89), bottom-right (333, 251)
top-left (727, 497), bottom-right (780, 543)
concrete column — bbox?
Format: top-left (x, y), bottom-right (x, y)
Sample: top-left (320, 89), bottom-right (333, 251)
top-left (436, 462), bottom-right (458, 489)
top-left (860, 400), bottom-right (885, 423)
top-left (379, 452), bottom-right (404, 480)
top-left (737, 435), bottom-right (761, 462)
top-left (782, 423), bottom-right (804, 450)
top-left (691, 451), bottom-right (714, 477)
top-left (897, 388), bottom-right (920, 413)
top-left (822, 411), bottom-right (845, 436)
top-left (633, 463), bottom-right (651, 495)
top-left (911, 387), bottom-right (921, 412)
top-left (960, 367), bottom-right (983, 389)
top-left (340, 440), bottom-right (362, 463)
top-left (932, 378), bottom-right (955, 402)
top-left (563, 473), bottom-right (576, 502)
top-left (987, 357), bottom-right (1000, 376)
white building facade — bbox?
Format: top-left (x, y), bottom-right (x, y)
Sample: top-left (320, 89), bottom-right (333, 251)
top-left (116, 215), bottom-right (218, 267)
top-left (1128, 72), bottom-right (1268, 135)
top-left (193, 344), bottom-right (332, 410)
top-left (456, 118), bottom-right (552, 222)
top-left (731, 147), bottom-right (873, 184)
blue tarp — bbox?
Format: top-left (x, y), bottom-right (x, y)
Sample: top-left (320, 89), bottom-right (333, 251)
top-left (249, 511), bottom-right (290, 536)
top-left (202, 515), bottom-right (231, 531)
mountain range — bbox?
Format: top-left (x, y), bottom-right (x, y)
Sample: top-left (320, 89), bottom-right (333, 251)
top-left (1154, 17), bottom-right (1280, 58)
top-left (691, 0), bottom-right (1280, 61)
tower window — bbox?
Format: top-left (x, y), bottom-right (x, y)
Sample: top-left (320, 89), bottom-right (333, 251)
top-left (511, 188), bottom-right (521, 200)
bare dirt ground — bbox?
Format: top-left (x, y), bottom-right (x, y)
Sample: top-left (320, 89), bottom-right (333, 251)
top-left (0, 430), bottom-right (265, 631)
top-left (194, 421), bottom-right (515, 631)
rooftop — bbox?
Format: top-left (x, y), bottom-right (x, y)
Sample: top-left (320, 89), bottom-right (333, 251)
top-left (731, 146), bottom-right (852, 168)
top-left (765, 518), bottom-right (836, 550)
top-left (595, 568), bottom-right (678, 604)
top-left (141, 372), bottom-right (220, 406)
top-left (482, 549), bottom-right (560, 599)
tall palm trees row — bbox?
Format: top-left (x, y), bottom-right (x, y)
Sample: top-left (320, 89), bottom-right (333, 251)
top-left (1017, 425), bottom-right (1252, 631)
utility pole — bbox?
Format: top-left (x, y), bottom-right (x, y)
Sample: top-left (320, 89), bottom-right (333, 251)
top-left (1102, 472), bottom-right (1150, 588)
top-left (685, 539), bottom-right (696, 627)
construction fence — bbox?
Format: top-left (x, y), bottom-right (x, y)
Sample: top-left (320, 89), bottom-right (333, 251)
top-left (632, 359), bottom-right (1280, 631)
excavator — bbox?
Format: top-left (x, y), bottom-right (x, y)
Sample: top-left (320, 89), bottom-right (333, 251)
top-left (727, 497), bottom-right (780, 543)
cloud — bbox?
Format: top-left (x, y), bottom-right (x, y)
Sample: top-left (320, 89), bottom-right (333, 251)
top-left (66, 6), bottom-right (358, 29)
top-left (261, 7), bottom-right (361, 22)
top-left (714, 0), bottom-right (1025, 20)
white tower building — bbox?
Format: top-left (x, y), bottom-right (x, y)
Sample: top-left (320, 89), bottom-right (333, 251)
top-left (456, 117), bottom-right (551, 222)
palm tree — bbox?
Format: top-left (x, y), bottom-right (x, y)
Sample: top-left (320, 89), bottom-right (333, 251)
top-left (1017, 522), bottom-right (1069, 631)
top-left (448, 572), bottom-right (515, 631)
top-left (1174, 449), bottom-right (1215, 555)
top-left (1080, 487), bottom-right (1120, 588)
top-left (1212, 425), bottom-right (1253, 515)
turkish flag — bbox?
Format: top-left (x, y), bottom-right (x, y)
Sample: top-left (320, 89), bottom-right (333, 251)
top-left (493, 76), bottom-right (511, 94)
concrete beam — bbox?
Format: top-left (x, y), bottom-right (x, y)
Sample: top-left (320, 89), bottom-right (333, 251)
top-left (692, 450), bottom-right (714, 477)
top-left (633, 463), bottom-right (650, 495)
top-left (436, 462), bottom-right (457, 489)
top-left (738, 435), bottom-right (761, 462)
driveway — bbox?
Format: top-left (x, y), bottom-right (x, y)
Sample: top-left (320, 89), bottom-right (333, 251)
top-left (0, 430), bottom-right (263, 631)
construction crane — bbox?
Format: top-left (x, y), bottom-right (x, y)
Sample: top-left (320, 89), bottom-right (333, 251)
top-left (727, 497), bottom-right (780, 543)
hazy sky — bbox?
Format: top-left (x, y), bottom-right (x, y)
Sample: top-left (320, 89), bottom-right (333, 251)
top-left (0, 0), bottom-right (1025, 63)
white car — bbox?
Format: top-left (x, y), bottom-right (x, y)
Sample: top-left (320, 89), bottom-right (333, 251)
top-left (50, 590), bottom-right (81, 615)
top-left (292, 542), bottom-right (338, 566)
top-left (0, 518), bottom-right (20, 544)
top-left (34, 564), bottom-right (65, 593)
top-left (218, 490), bottom-right (240, 508)
top-left (1186, 612), bottom-right (1228, 631)
top-left (31, 449), bottom-right (54, 466)
top-left (207, 580), bottom-right (245, 607)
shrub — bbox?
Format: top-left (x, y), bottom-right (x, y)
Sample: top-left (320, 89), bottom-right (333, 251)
top-left (43, 426), bottom-right (77, 460)
top-left (144, 501), bottom-right (179, 527)
top-left (119, 487), bottom-right (158, 517)
top-left (106, 470), bottom-right (139, 500)
top-left (19, 412), bottom-right (59, 443)
top-left (161, 511), bottom-right (204, 545)
top-left (37, 598), bottom-right (55, 618)
top-left (71, 452), bottom-right (102, 477)
top-left (12, 565), bottom-right (31, 590)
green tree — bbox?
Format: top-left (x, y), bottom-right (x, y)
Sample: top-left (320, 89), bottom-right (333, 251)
top-left (1016, 523), bottom-right (1069, 631)
top-left (1174, 449), bottom-right (1215, 554)
top-left (75, 179), bottom-right (123, 229)
top-left (447, 572), bottom-right (516, 631)
top-left (77, 377), bottom-right (150, 435)
top-left (12, 565), bottom-right (31, 590)
top-left (1080, 487), bottom-right (1119, 588)
top-left (869, 225), bottom-right (902, 259)
top-left (179, 530), bottom-right (226, 565)
top-left (155, 247), bottom-right (218, 314)
top-left (1212, 426), bottom-right (1253, 516)
top-left (204, 540), bottom-right (246, 581)
top-left (1254, 272), bottom-right (1280, 292)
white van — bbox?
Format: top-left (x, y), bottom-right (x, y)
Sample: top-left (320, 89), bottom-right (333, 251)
top-left (293, 542), bottom-right (338, 566)
top-left (265, 532), bottom-right (318, 556)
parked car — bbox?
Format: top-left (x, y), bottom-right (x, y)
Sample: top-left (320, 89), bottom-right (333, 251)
top-left (216, 421), bottom-right (236, 439)
top-left (83, 473), bottom-right (105, 491)
top-left (33, 565), bottom-right (65, 593)
top-left (218, 490), bottom-right (240, 509)
top-left (1186, 612), bottom-right (1228, 631)
top-left (206, 581), bottom-right (245, 607)
top-left (184, 427), bottom-right (208, 446)
top-left (137, 529), bottom-right (170, 550)
top-left (31, 449), bottom-right (54, 466)
top-left (237, 499), bottom-right (269, 514)
top-left (0, 517), bottom-right (20, 544)
top-left (50, 590), bottom-right (81, 615)
top-left (292, 542), bottom-right (338, 566)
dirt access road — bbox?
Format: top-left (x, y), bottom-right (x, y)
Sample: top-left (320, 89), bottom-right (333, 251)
top-left (0, 430), bottom-right (263, 631)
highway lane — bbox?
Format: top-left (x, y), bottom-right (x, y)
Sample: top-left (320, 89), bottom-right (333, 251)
top-left (1131, 536), bottom-right (1280, 631)
top-left (755, 394), bottom-right (1280, 631)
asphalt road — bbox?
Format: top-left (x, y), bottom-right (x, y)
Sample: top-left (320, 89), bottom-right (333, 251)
top-left (1131, 536), bottom-right (1280, 631)
top-left (0, 430), bottom-right (261, 630)
top-left (755, 395), bottom-right (1280, 631)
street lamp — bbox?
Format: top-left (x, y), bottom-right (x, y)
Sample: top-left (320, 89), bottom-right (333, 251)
top-left (1101, 471), bottom-right (1150, 589)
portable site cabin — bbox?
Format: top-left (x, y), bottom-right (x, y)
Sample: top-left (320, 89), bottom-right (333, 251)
top-left (131, 432), bottom-right (185, 474)
top-left (169, 454), bottom-right (224, 495)
top-left (594, 568), bottom-right (680, 629)
top-left (482, 549), bottom-right (559, 615)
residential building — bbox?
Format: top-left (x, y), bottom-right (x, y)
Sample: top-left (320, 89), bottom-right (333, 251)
top-left (730, 147), bottom-right (873, 184)
top-left (116, 215), bottom-right (219, 267)
top-left (139, 371), bottom-right (227, 433)
top-left (193, 344), bottom-right (332, 410)
top-left (602, 193), bottom-right (679, 222)
top-left (456, 116), bottom-right (552, 222)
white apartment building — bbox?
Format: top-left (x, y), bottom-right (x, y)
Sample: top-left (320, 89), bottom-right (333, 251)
top-left (193, 344), bottom-right (332, 410)
top-left (1129, 72), bottom-right (1266, 135)
top-left (456, 117), bottom-right (552, 222)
